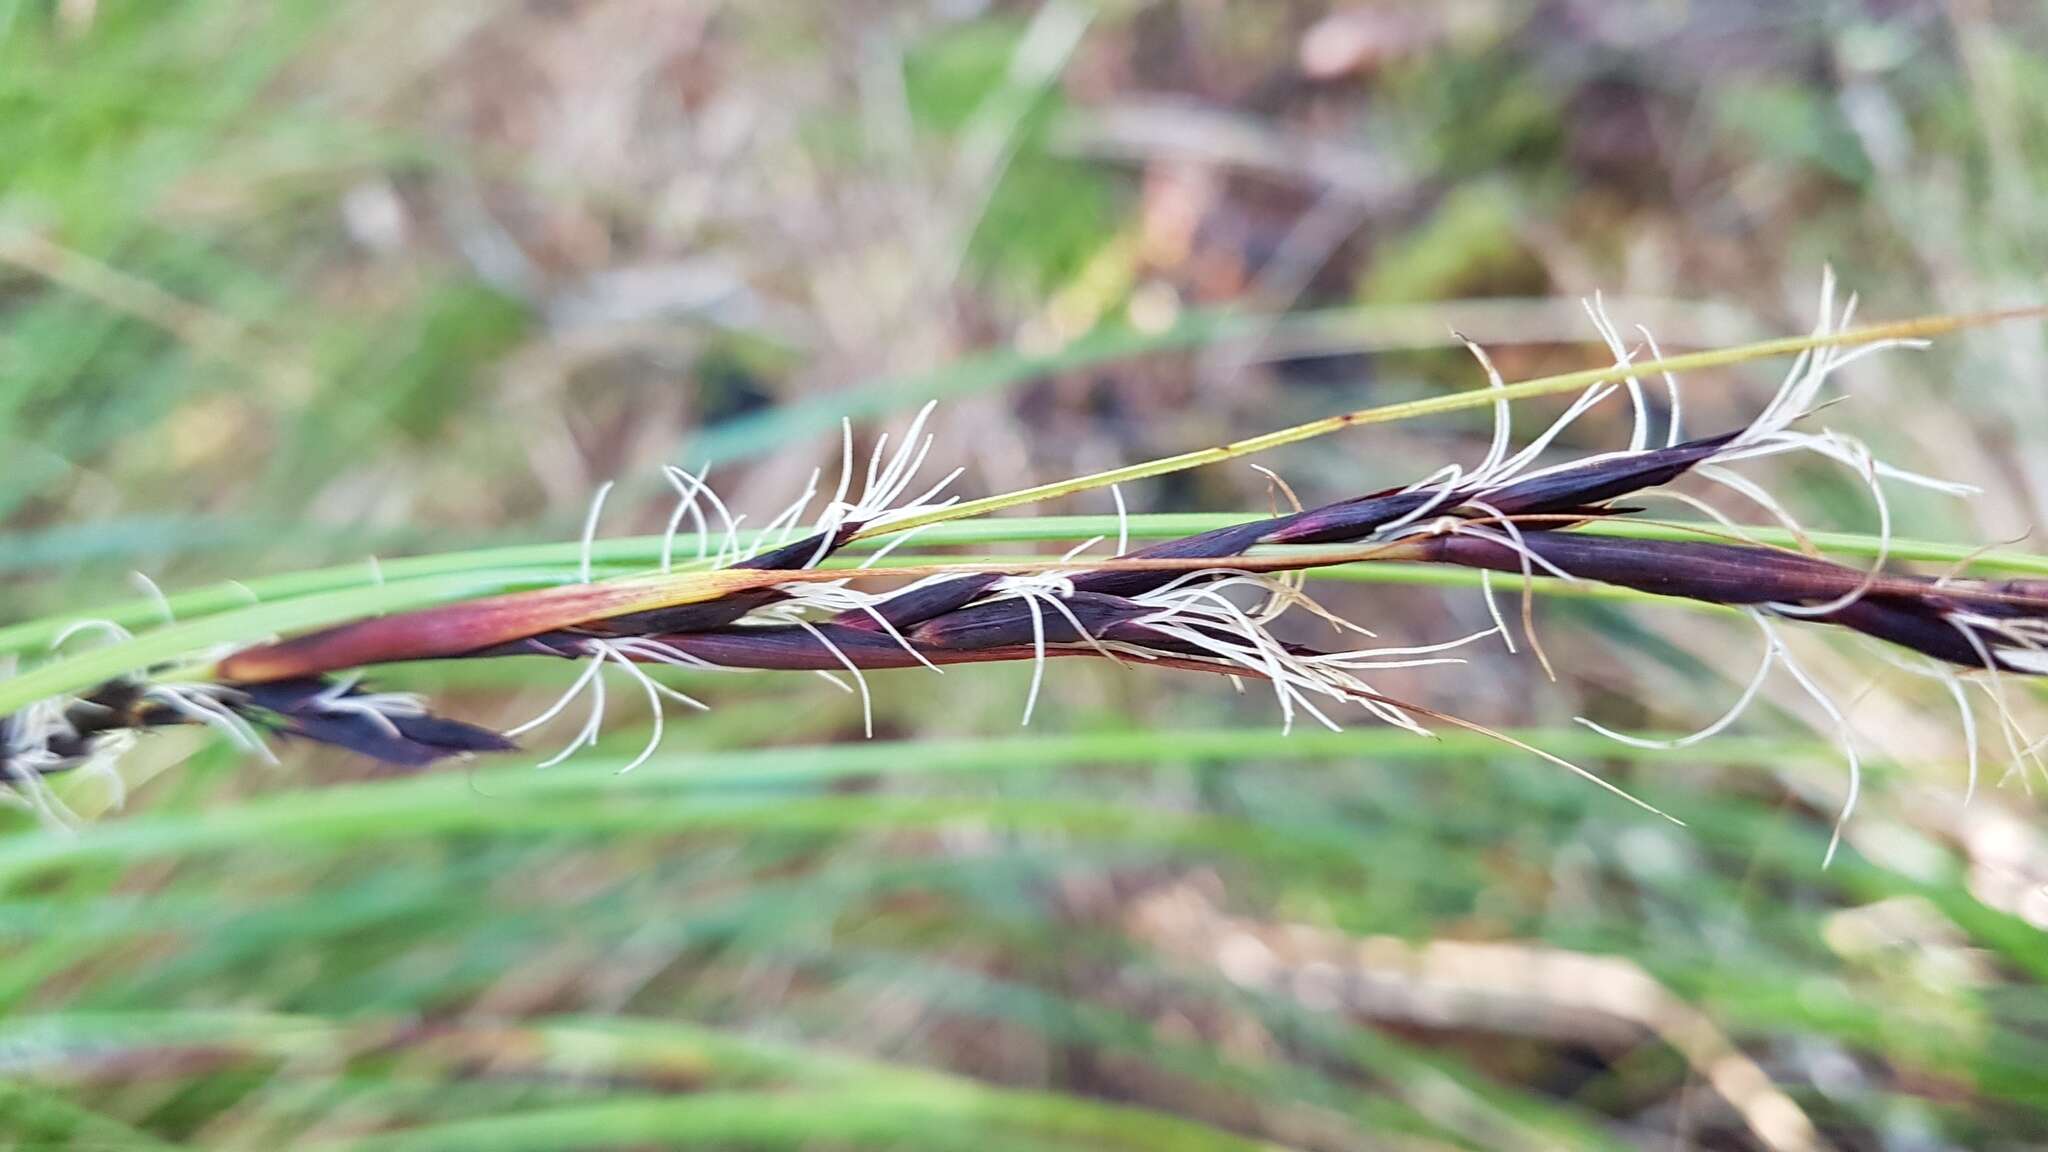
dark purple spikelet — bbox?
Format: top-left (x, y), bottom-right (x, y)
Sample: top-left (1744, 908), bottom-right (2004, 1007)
top-left (1068, 521), bottom-right (1280, 598)
top-left (835, 573), bottom-right (1003, 632)
top-left (1416, 533), bottom-right (2048, 673)
top-left (908, 591), bottom-right (1146, 651)
top-left (1061, 430), bottom-right (1752, 601)
top-left (1416, 535), bottom-right (1851, 607)
top-left (2, 676), bottom-right (514, 781)
top-left (238, 679), bottom-right (517, 768)
top-left (1471, 431), bottom-right (1742, 518)
top-left (736, 523), bottom-right (863, 572)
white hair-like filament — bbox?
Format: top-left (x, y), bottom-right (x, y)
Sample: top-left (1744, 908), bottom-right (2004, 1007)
top-left (660, 464), bottom-right (712, 572)
top-left (1576, 611), bottom-right (1778, 752)
top-left (1111, 484), bottom-right (1129, 557)
top-left (578, 480), bottom-right (615, 584)
top-left (1582, 292), bottom-right (1652, 453)
top-left (1760, 618), bottom-right (1861, 868)
top-left (129, 571), bottom-right (176, 626)
top-left (143, 685), bottom-right (277, 765)
top-left (50, 619), bottom-right (134, 650)
top-left (308, 676), bottom-right (429, 741)
top-left (505, 652), bottom-right (607, 769)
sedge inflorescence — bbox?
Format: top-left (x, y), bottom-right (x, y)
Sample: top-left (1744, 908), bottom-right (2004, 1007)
top-left (6, 276), bottom-right (2046, 857)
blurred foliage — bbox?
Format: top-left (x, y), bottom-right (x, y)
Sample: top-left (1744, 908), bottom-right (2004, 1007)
top-left (1359, 182), bottom-right (1541, 304)
top-left (903, 14), bottom-right (1125, 294)
top-left (4, 1), bottom-right (2048, 1148)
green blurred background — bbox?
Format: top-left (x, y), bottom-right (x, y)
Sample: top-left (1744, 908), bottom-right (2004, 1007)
top-left (4, 2), bottom-right (2048, 1148)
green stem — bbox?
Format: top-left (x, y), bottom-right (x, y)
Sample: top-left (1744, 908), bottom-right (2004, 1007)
top-left (855, 306), bottom-right (2048, 540)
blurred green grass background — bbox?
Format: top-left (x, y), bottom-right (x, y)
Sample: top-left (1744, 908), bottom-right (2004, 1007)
top-left (4, 2), bottom-right (2048, 1148)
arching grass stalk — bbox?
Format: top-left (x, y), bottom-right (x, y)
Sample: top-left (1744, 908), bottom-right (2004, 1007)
top-left (6, 282), bottom-right (2046, 853)
top-left (6, 283), bottom-right (2042, 705)
top-left (9, 515), bottom-right (2047, 668)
